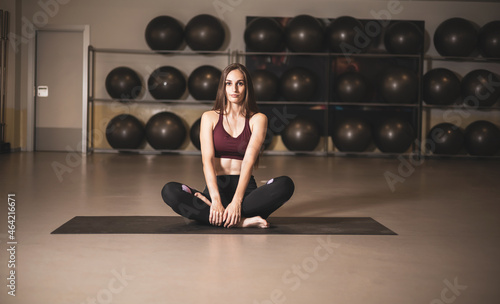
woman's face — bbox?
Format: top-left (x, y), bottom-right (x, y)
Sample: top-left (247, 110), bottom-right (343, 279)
top-left (225, 69), bottom-right (245, 104)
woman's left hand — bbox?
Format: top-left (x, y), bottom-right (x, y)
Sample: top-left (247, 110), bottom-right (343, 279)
top-left (223, 202), bottom-right (241, 228)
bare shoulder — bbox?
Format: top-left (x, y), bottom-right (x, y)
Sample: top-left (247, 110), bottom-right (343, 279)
top-left (250, 112), bottom-right (268, 126)
top-left (201, 110), bottom-right (218, 125)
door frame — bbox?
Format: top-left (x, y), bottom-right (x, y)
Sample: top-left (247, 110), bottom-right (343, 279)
top-left (26, 24), bottom-right (90, 152)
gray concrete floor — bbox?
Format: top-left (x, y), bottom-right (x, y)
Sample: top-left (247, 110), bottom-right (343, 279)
top-left (1, 152), bottom-right (499, 304)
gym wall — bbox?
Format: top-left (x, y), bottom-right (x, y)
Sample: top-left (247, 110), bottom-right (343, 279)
top-left (4, 0), bottom-right (500, 150)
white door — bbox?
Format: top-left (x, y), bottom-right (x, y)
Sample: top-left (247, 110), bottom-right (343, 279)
top-left (35, 29), bottom-right (84, 151)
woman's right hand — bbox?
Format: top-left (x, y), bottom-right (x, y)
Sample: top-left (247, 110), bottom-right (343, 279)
top-left (209, 200), bottom-right (225, 226)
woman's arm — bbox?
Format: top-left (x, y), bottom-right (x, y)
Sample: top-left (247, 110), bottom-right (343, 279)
top-left (199, 111), bottom-right (225, 226)
top-left (223, 113), bottom-right (268, 227)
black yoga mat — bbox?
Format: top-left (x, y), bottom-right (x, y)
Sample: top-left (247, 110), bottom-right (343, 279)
top-left (51, 216), bottom-right (396, 235)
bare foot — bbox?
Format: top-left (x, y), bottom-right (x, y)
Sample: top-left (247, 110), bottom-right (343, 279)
top-left (235, 216), bottom-right (270, 228)
top-left (194, 192), bottom-right (212, 206)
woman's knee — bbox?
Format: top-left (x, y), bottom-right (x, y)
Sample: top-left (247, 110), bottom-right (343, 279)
top-left (161, 182), bottom-right (182, 206)
top-left (269, 176), bottom-right (295, 200)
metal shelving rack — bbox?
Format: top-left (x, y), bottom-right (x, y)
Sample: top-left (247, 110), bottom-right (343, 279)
top-left (422, 55), bottom-right (500, 158)
top-left (86, 45), bottom-right (233, 154)
top-left (236, 50), bottom-right (424, 158)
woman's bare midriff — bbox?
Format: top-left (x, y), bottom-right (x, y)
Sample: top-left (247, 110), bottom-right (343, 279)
top-left (213, 157), bottom-right (243, 175)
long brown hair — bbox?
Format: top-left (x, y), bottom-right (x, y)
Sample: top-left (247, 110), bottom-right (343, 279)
top-left (213, 63), bottom-right (259, 117)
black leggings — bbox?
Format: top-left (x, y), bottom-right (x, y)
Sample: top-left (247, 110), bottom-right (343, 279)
top-left (161, 175), bottom-right (294, 224)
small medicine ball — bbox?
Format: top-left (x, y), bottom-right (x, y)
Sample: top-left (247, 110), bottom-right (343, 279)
top-left (285, 15), bottom-right (324, 52)
top-left (461, 69), bottom-right (500, 107)
top-left (190, 118), bottom-right (201, 150)
top-left (244, 17), bottom-right (285, 52)
top-left (379, 66), bottom-right (418, 104)
top-left (433, 18), bottom-right (478, 57)
top-left (252, 69), bottom-right (279, 101)
top-left (148, 66), bottom-right (186, 100)
top-left (464, 120), bottom-right (500, 156)
top-left (281, 116), bottom-right (321, 151)
top-left (374, 117), bottom-right (415, 153)
top-left (427, 123), bottom-right (464, 155)
top-left (479, 20), bottom-right (500, 58)
top-left (326, 16), bottom-right (366, 53)
top-left (185, 14), bottom-right (225, 51)
top-left (384, 21), bottom-right (423, 54)
top-left (145, 16), bottom-right (184, 51)
top-left (279, 67), bottom-right (318, 101)
top-left (188, 65), bottom-right (222, 100)
top-left (423, 68), bottom-right (461, 105)
top-left (331, 117), bottom-right (372, 152)
top-left (105, 114), bottom-right (145, 149)
top-left (145, 112), bottom-right (187, 150)
top-left (334, 71), bottom-right (368, 103)
top-left (105, 67), bottom-right (143, 100)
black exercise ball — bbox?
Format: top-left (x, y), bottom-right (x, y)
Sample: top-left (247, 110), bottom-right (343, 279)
top-left (285, 15), bottom-right (324, 52)
top-left (335, 71), bottom-right (368, 103)
top-left (145, 16), bottom-right (184, 51)
top-left (461, 69), bottom-right (500, 107)
top-left (279, 67), bottom-right (317, 101)
top-left (332, 117), bottom-right (372, 152)
top-left (185, 14), bottom-right (225, 51)
top-left (379, 66), bottom-right (418, 104)
top-left (244, 17), bottom-right (284, 52)
top-left (479, 21), bottom-right (500, 58)
top-left (427, 123), bottom-right (464, 155)
top-left (148, 66), bottom-right (186, 100)
top-left (384, 21), bottom-right (423, 54)
top-left (374, 117), bottom-right (415, 153)
top-left (464, 120), bottom-right (500, 156)
top-left (188, 65), bottom-right (222, 100)
top-left (105, 114), bottom-right (145, 149)
top-left (145, 112), bottom-right (187, 150)
top-left (326, 16), bottom-right (367, 53)
top-left (433, 18), bottom-right (478, 57)
top-left (423, 68), bottom-right (461, 105)
top-left (252, 69), bottom-right (279, 101)
top-left (281, 116), bottom-right (321, 151)
top-left (190, 118), bottom-right (201, 150)
top-left (105, 67), bottom-right (143, 100)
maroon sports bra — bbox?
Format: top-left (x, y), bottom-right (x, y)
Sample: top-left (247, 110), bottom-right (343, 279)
top-left (213, 112), bottom-right (252, 160)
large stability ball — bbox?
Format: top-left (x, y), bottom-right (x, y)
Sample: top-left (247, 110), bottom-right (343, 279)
top-left (145, 112), bottom-right (187, 150)
top-left (433, 18), bottom-right (478, 57)
top-left (190, 118), bottom-right (201, 150)
top-left (461, 69), bottom-right (500, 107)
top-left (332, 117), bottom-right (372, 152)
top-left (335, 71), bottom-right (368, 103)
top-left (384, 21), bottom-right (423, 54)
top-left (148, 66), bottom-right (186, 100)
top-left (244, 17), bottom-right (284, 52)
top-left (379, 66), bottom-right (418, 104)
top-left (252, 69), bottom-right (279, 101)
top-left (285, 15), bottom-right (324, 52)
top-left (281, 116), bottom-right (321, 151)
top-left (374, 117), bottom-right (415, 153)
top-left (145, 16), bottom-right (184, 51)
top-left (106, 114), bottom-right (145, 149)
top-left (464, 120), bottom-right (500, 156)
top-left (326, 16), bottom-right (366, 53)
top-left (279, 67), bottom-right (317, 101)
top-left (427, 123), bottom-right (464, 155)
top-left (185, 14), bottom-right (225, 51)
top-left (105, 67), bottom-right (143, 99)
top-left (188, 65), bottom-right (222, 100)
top-left (423, 68), bottom-right (461, 105)
top-left (479, 21), bottom-right (500, 58)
